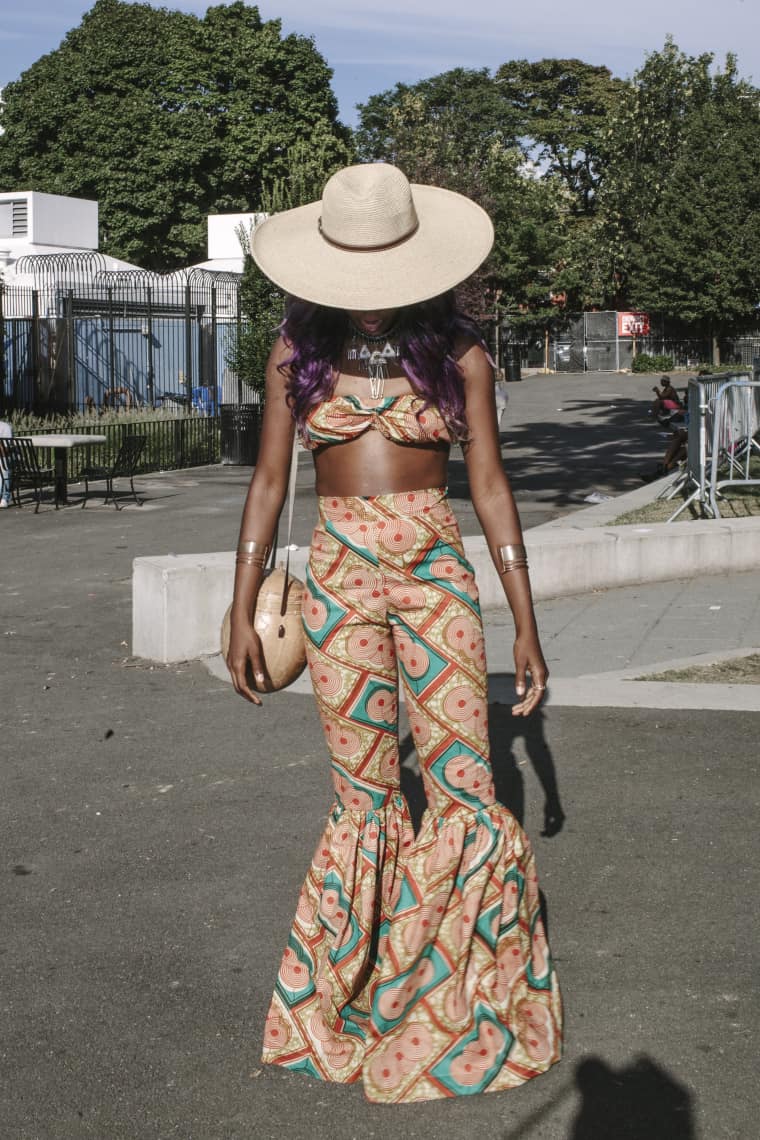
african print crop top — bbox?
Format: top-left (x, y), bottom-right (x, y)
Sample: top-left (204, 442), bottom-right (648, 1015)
top-left (301, 393), bottom-right (451, 450)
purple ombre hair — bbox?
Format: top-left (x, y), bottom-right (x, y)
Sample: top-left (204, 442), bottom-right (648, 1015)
top-left (278, 292), bottom-right (486, 442)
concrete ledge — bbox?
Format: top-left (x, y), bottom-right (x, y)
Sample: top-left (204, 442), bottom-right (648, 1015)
top-left (526, 515), bottom-right (760, 600)
top-left (468, 515), bottom-right (760, 607)
top-left (132, 515), bottom-right (760, 663)
top-left (534, 470), bottom-right (676, 529)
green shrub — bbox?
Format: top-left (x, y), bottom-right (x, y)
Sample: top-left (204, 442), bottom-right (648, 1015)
top-left (9, 407), bottom-right (201, 433)
top-left (227, 228), bottom-right (284, 400)
top-left (632, 353), bottom-right (675, 373)
top-left (696, 365), bottom-right (750, 377)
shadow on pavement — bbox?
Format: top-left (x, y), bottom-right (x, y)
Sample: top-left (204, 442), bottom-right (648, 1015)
top-left (568, 1054), bottom-right (696, 1139)
top-left (487, 696), bottom-right (566, 838)
top-left (446, 396), bottom-right (664, 509)
top-left (498, 1054), bottom-right (695, 1140)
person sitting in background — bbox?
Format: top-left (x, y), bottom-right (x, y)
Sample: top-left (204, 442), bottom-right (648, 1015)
top-left (649, 377), bottom-right (685, 425)
top-left (0, 418), bottom-right (12, 507)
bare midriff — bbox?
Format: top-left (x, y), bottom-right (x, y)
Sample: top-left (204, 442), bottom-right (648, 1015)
top-left (311, 371), bottom-right (449, 496)
top-left (313, 427), bottom-right (450, 497)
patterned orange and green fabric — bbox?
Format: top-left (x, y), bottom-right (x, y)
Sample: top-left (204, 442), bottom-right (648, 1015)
top-left (261, 488), bottom-right (562, 1103)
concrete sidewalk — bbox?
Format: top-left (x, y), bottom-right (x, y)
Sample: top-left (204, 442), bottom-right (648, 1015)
top-left (1, 371), bottom-right (758, 1139)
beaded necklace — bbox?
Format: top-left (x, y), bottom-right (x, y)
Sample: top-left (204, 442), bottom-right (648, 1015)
top-left (346, 323), bottom-right (401, 400)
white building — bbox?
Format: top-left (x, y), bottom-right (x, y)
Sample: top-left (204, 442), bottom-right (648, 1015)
top-left (189, 211), bottom-right (268, 275)
top-left (0, 189), bottom-right (141, 283)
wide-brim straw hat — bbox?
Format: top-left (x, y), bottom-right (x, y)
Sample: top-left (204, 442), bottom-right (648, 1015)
top-left (251, 163), bottom-right (494, 310)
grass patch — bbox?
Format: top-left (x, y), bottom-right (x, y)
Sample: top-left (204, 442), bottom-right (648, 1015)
top-left (609, 483), bottom-right (760, 525)
top-left (610, 452), bottom-right (760, 525)
top-left (635, 653), bottom-right (760, 684)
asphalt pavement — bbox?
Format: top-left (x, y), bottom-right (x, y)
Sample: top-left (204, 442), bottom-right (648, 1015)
top-left (2, 371), bottom-right (758, 1139)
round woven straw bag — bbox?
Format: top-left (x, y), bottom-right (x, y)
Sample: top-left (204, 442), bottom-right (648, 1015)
top-left (221, 566), bottom-right (307, 692)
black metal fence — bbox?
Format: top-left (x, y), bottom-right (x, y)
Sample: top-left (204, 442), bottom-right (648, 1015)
top-left (635, 335), bottom-right (712, 367)
top-left (550, 318), bottom-right (760, 373)
top-left (1, 268), bottom-right (247, 416)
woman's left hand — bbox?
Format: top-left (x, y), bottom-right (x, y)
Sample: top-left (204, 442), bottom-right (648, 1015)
top-left (512, 631), bottom-right (549, 716)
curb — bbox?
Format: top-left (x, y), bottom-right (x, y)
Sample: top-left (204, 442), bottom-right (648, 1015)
top-left (491, 647), bottom-right (760, 712)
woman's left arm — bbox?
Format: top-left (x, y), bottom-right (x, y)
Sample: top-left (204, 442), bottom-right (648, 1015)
top-left (459, 341), bottom-right (548, 716)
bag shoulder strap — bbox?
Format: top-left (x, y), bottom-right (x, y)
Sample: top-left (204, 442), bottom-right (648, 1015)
top-left (283, 433), bottom-right (299, 579)
top-left (277, 433), bottom-right (300, 617)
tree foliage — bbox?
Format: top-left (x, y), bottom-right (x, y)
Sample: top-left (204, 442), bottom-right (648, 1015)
top-left (495, 58), bottom-right (623, 214)
top-left (355, 44), bottom-right (760, 342)
top-left (553, 39), bottom-right (760, 337)
top-left (230, 227), bottom-right (284, 397)
top-left (4, 13), bottom-right (760, 345)
top-left (355, 68), bottom-right (519, 170)
top-left (578, 38), bottom-right (719, 307)
top-left (630, 69), bottom-right (760, 335)
top-left (0, 0), bottom-right (352, 270)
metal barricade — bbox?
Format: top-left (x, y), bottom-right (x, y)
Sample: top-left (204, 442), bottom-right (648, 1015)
top-left (663, 375), bottom-right (760, 520)
top-left (707, 379), bottom-right (760, 517)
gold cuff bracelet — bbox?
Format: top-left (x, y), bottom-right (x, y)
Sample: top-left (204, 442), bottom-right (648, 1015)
top-left (497, 543), bottom-right (529, 574)
top-left (236, 539), bottom-right (271, 568)
top-left (235, 555), bottom-right (268, 567)
top-left (238, 540), bottom-right (271, 556)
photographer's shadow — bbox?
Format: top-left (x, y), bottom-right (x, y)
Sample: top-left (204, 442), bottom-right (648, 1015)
top-left (569, 1055), bottom-right (695, 1139)
top-left (499, 1054), bottom-right (695, 1140)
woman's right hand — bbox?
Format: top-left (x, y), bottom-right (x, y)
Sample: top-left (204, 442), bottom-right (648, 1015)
top-left (226, 616), bottom-right (268, 705)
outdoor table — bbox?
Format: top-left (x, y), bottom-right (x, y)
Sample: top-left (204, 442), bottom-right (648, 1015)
top-left (28, 434), bottom-right (108, 505)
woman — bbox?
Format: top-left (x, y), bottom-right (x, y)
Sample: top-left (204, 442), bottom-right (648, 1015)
top-left (226, 164), bottom-right (562, 1103)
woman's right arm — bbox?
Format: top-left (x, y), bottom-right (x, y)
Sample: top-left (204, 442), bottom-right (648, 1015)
top-left (226, 336), bottom-right (296, 705)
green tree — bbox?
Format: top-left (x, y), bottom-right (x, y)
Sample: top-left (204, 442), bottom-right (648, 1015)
top-left (495, 58), bottom-right (623, 215)
top-left (231, 227), bottom-right (284, 398)
top-left (630, 68), bottom-right (760, 356)
top-left (483, 149), bottom-right (567, 335)
top-left (0, 0), bottom-right (351, 270)
top-left (582, 37), bottom-right (717, 306)
top-left (355, 74), bottom-right (565, 329)
top-left (355, 68), bottom-right (519, 170)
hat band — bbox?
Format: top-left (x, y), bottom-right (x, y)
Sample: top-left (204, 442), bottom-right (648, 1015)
top-left (317, 215), bottom-right (420, 253)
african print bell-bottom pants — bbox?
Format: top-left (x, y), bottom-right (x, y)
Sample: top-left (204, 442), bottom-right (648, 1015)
top-left (261, 487), bottom-right (563, 1103)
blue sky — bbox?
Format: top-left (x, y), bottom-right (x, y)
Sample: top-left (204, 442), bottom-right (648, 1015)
top-left (2, 0), bottom-right (759, 125)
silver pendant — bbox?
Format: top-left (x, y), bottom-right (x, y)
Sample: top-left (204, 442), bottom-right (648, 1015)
top-left (368, 351), bottom-right (388, 399)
